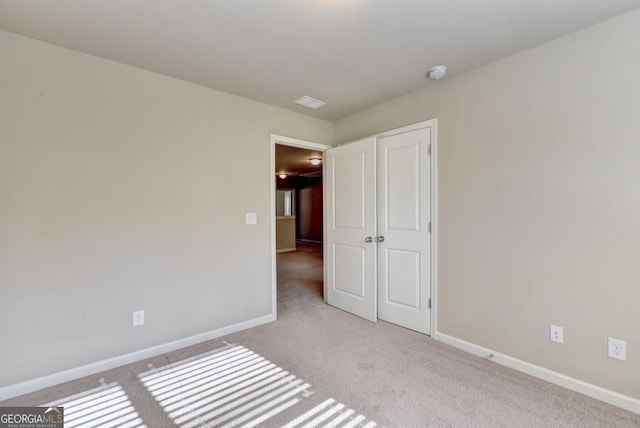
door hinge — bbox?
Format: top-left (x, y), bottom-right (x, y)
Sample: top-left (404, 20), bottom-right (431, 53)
top-left (428, 144), bottom-right (432, 156)
top-left (428, 221), bottom-right (431, 233)
top-left (428, 298), bottom-right (432, 309)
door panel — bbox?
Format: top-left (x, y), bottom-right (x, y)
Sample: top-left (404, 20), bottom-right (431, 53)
top-left (386, 249), bottom-right (420, 308)
top-left (334, 153), bottom-right (365, 229)
top-left (325, 138), bottom-right (377, 322)
top-left (333, 244), bottom-right (366, 298)
top-left (387, 143), bottom-right (420, 231)
top-left (377, 128), bottom-right (431, 334)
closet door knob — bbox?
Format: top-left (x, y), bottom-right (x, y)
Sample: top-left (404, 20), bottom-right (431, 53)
top-left (375, 236), bottom-right (385, 242)
top-left (365, 236), bottom-right (373, 243)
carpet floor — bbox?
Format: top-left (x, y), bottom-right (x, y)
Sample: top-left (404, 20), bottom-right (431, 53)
top-left (2, 243), bottom-right (639, 427)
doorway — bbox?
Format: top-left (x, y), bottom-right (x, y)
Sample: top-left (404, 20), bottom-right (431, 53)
top-left (270, 135), bottom-right (332, 318)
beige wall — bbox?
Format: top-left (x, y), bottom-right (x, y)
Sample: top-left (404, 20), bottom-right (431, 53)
top-left (0, 30), bottom-right (332, 387)
top-left (276, 217), bottom-right (296, 251)
top-left (335, 10), bottom-right (640, 399)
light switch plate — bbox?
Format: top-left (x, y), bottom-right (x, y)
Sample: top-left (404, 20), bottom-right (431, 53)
top-left (133, 310), bottom-right (144, 326)
top-left (245, 213), bottom-right (257, 225)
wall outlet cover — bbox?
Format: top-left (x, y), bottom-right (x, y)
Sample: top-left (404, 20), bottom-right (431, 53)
top-left (550, 325), bottom-right (563, 344)
top-left (608, 338), bottom-right (627, 361)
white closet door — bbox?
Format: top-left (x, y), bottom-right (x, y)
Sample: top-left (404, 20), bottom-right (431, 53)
top-left (324, 138), bottom-right (377, 322)
top-left (376, 128), bottom-right (432, 334)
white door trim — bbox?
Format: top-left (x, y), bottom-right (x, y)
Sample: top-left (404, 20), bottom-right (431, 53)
top-left (333, 118), bottom-right (438, 336)
top-left (270, 134), bottom-right (332, 319)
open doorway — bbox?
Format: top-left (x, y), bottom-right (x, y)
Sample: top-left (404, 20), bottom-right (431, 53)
top-left (270, 135), bottom-right (331, 318)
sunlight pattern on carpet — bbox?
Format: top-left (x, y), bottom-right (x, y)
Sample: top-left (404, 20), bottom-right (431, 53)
top-left (139, 343), bottom-right (377, 427)
top-left (42, 381), bottom-right (145, 428)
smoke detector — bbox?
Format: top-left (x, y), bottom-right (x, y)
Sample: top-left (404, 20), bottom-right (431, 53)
top-left (427, 65), bottom-right (447, 80)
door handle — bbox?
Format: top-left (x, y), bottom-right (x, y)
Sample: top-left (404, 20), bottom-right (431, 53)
top-left (375, 236), bottom-right (385, 242)
top-left (365, 236), bottom-right (373, 243)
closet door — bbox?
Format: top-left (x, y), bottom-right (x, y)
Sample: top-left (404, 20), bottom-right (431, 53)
top-left (377, 127), bottom-right (432, 334)
top-left (325, 138), bottom-right (377, 322)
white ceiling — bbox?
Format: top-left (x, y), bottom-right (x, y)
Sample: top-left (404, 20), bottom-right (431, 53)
top-left (1, 1), bottom-right (639, 121)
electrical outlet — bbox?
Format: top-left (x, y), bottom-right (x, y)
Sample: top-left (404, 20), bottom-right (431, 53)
top-left (133, 310), bottom-right (145, 327)
top-left (608, 338), bottom-right (626, 361)
top-left (550, 325), bottom-right (563, 344)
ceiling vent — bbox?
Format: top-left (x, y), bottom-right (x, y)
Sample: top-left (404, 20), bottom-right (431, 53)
top-left (294, 96), bottom-right (326, 109)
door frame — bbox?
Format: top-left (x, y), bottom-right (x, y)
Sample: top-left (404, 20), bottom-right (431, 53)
top-left (270, 134), bottom-right (332, 319)
top-left (331, 118), bottom-right (438, 335)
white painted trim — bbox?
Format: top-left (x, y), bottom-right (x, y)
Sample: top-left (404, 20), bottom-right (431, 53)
top-left (270, 135), bottom-right (331, 319)
top-left (271, 134), bottom-right (332, 151)
top-left (436, 332), bottom-right (640, 415)
top-left (322, 158), bottom-right (328, 305)
top-left (276, 248), bottom-right (296, 253)
top-left (0, 313), bottom-right (275, 401)
top-left (375, 119), bottom-right (437, 140)
top-left (336, 119), bottom-right (438, 146)
top-left (429, 120), bottom-right (438, 337)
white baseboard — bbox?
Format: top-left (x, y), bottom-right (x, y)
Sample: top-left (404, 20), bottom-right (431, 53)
top-left (276, 248), bottom-right (296, 253)
top-left (435, 332), bottom-right (640, 415)
top-left (0, 313), bottom-right (275, 401)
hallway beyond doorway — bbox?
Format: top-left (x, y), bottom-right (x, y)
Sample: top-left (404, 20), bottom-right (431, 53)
top-left (277, 243), bottom-right (323, 317)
